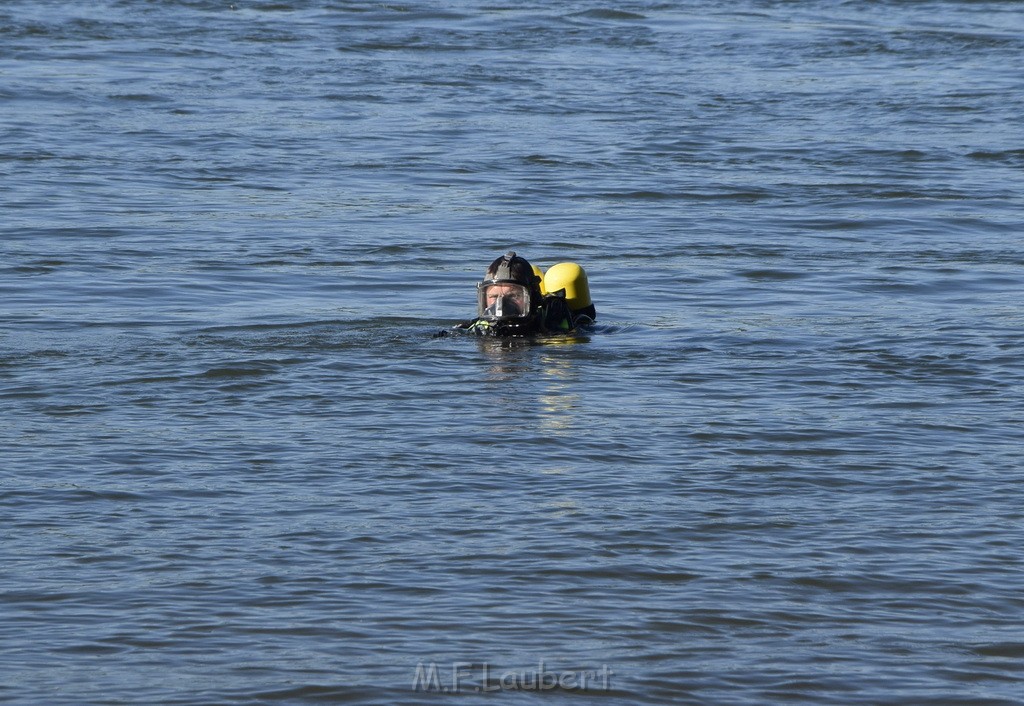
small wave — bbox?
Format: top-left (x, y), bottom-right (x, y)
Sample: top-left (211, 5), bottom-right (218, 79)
top-left (970, 642), bottom-right (1024, 658)
top-left (567, 9), bottom-right (647, 21)
top-left (967, 149), bottom-right (1024, 165)
top-left (581, 189), bottom-right (769, 202)
top-left (737, 269), bottom-right (807, 281)
top-left (199, 361), bottom-right (281, 378)
top-left (106, 93), bottom-right (169, 103)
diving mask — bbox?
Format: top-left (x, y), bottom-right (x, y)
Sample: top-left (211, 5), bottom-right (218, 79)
top-left (477, 281), bottom-right (531, 320)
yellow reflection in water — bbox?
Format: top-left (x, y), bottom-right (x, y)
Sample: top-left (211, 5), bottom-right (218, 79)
top-left (475, 335), bottom-right (587, 440)
top-left (543, 496), bottom-right (581, 518)
top-left (539, 368), bottom-right (577, 436)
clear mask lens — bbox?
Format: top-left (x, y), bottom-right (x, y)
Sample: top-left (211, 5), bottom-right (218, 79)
top-left (477, 282), bottom-right (531, 319)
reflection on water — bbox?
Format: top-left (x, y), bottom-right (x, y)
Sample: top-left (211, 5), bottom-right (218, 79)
top-left (539, 351), bottom-right (580, 437)
top-left (474, 335), bottom-right (588, 439)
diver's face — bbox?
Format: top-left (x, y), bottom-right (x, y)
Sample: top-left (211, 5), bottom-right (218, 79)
top-left (486, 284), bottom-right (523, 308)
top-left (480, 282), bottom-right (529, 318)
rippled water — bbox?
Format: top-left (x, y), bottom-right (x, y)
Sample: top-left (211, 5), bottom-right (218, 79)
top-left (3, 1), bottom-right (1024, 704)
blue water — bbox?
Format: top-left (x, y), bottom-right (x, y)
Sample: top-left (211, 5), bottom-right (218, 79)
top-left (3, 1), bottom-right (1024, 704)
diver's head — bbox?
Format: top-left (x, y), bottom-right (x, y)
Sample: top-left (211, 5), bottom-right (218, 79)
top-left (476, 251), bottom-right (543, 326)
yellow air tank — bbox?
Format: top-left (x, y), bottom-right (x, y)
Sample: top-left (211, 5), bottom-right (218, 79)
top-left (531, 264), bottom-right (548, 295)
top-left (543, 262), bottom-right (592, 315)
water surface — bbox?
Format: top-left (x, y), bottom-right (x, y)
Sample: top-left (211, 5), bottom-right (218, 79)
top-left (2, 1), bottom-right (1023, 703)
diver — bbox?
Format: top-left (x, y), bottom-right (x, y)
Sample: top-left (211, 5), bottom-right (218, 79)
top-left (450, 251), bottom-right (596, 337)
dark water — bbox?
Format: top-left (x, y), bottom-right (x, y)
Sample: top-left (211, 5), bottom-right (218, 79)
top-left (3, 1), bottom-right (1024, 704)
